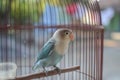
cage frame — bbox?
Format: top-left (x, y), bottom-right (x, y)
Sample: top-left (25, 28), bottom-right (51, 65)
top-left (0, 0), bottom-right (104, 80)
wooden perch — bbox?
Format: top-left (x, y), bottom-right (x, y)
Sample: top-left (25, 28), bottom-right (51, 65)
top-left (15, 66), bottom-right (80, 80)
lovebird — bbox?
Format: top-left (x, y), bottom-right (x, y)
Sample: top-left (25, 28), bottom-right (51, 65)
top-left (32, 28), bottom-right (74, 75)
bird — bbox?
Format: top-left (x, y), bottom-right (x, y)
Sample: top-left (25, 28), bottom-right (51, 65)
top-left (32, 28), bottom-right (74, 75)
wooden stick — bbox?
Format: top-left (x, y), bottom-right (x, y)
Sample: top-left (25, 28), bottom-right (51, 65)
top-left (15, 66), bottom-right (80, 80)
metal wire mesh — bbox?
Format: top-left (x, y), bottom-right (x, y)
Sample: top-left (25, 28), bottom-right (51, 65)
top-left (0, 0), bottom-right (103, 80)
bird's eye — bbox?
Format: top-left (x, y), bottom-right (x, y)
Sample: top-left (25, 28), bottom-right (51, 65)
top-left (65, 32), bottom-right (69, 35)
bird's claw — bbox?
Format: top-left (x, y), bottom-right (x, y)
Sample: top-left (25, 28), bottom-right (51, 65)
top-left (44, 70), bottom-right (48, 76)
top-left (54, 66), bottom-right (61, 75)
top-left (43, 67), bottom-right (48, 76)
top-left (55, 68), bottom-right (61, 75)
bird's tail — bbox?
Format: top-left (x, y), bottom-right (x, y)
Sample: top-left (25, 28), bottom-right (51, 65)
top-left (32, 64), bottom-right (37, 71)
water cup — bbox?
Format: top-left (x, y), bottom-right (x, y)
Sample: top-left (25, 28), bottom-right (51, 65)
top-left (0, 62), bottom-right (17, 80)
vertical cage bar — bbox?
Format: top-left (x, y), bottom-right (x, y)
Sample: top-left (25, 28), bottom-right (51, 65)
top-left (100, 28), bottom-right (104, 80)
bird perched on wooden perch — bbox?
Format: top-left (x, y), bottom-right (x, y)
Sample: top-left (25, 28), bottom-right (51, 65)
top-left (32, 28), bottom-right (74, 75)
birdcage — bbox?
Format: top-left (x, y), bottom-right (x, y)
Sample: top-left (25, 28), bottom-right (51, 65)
top-left (0, 0), bottom-right (103, 80)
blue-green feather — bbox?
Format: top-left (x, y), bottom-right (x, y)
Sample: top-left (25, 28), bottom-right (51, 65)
top-left (36, 39), bottom-right (55, 61)
top-left (33, 38), bottom-right (63, 70)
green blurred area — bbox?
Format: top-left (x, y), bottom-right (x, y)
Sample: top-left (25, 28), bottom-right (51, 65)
top-left (109, 12), bottom-right (120, 32)
top-left (0, 0), bottom-right (8, 14)
top-left (0, 0), bottom-right (46, 24)
top-left (11, 0), bottom-right (41, 24)
top-left (103, 10), bottom-right (120, 40)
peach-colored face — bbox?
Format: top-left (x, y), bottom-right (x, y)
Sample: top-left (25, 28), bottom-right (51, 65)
top-left (69, 32), bottom-right (74, 41)
top-left (57, 29), bottom-right (74, 41)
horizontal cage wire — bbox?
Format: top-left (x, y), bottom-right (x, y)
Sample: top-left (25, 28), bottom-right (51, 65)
top-left (0, 0), bottom-right (103, 80)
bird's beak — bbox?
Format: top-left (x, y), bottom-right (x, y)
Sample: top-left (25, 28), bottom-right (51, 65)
top-left (70, 32), bottom-right (74, 41)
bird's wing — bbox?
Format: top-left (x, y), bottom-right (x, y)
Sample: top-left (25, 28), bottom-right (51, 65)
top-left (36, 39), bottom-right (55, 61)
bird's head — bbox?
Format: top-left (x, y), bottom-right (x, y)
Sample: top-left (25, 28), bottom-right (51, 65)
top-left (53, 28), bottom-right (74, 42)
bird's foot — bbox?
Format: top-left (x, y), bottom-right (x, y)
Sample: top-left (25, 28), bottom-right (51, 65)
top-left (43, 67), bottom-right (48, 76)
top-left (44, 70), bottom-right (48, 76)
top-left (53, 66), bottom-right (61, 75)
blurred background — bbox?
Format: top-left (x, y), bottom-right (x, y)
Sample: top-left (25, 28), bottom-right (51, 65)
top-left (99, 0), bottom-right (120, 80)
top-left (0, 0), bottom-right (120, 80)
